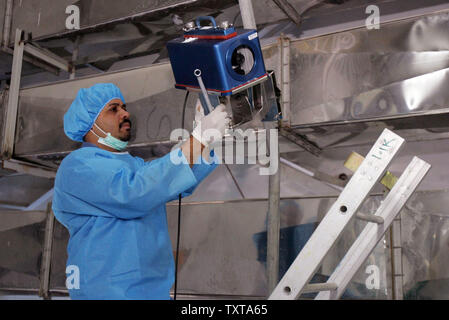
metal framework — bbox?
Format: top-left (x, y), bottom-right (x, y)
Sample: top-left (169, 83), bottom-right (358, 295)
top-left (1, 29), bottom-right (24, 160)
top-left (1, 28), bottom-right (69, 176)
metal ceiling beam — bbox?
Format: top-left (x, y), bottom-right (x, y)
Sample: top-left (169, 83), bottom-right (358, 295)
top-left (280, 128), bottom-right (322, 157)
top-left (238, 0), bottom-right (257, 29)
top-left (1, 46), bottom-right (60, 75)
top-left (23, 43), bottom-right (70, 73)
top-left (0, 210), bottom-right (47, 232)
top-left (2, 159), bottom-right (56, 179)
top-left (272, 0), bottom-right (302, 25)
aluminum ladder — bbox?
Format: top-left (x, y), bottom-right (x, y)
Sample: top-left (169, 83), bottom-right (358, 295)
top-left (269, 128), bottom-right (431, 300)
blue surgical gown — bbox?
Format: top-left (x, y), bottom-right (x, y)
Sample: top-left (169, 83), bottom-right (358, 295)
top-left (52, 143), bottom-right (217, 300)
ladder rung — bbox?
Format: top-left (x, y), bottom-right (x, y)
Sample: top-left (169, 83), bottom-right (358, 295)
top-left (302, 283), bottom-right (338, 293)
top-left (356, 212), bottom-right (384, 224)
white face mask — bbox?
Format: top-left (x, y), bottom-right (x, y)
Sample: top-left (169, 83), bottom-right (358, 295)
top-left (90, 123), bottom-right (128, 151)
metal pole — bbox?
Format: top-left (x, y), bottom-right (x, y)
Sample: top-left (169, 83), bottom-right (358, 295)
top-left (2, 0), bottom-right (13, 48)
top-left (266, 126), bottom-right (280, 295)
top-left (70, 36), bottom-right (81, 80)
top-left (238, 0), bottom-right (257, 29)
top-left (39, 202), bottom-right (55, 300)
top-left (1, 29), bottom-right (24, 160)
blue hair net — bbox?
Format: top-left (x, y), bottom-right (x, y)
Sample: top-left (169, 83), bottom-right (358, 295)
top-left (64, 83), bottom-right (125, 142)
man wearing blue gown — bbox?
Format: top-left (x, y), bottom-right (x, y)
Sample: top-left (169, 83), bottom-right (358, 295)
top-left (52, 83), bottom-right (228, 299)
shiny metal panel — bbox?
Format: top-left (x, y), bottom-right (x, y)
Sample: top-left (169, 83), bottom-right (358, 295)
top-left (0, 214), bottom-right (45, 289)
top-left (7, 196), bottom-right (391, 298)
top-left (288, 11), bottom-right (449, 128)
top-left (265, 0), bottom-right (449, 44)
top-left (14, 62), bottom-right (189, 159)
top-left (400, 190), bottom-right (449, 299)
top-left (6, 190), bottom-right (449, 299)
top-left (292, 67), bottom-right (449, 127)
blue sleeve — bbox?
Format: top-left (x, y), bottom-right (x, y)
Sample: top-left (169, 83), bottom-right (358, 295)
top-left (180, 149), bottom-right (219, 198)
top-left (54, 149), bottom-right (198, 220)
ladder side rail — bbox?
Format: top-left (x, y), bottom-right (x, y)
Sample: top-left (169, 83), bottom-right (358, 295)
top-left (315, 156), bottom-right (431, 299)
top-left (269, 129), bottom-right (405, 300)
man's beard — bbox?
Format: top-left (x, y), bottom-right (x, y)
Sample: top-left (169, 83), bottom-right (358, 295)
top-left (121, 132), bottom-right (132, 142)
top-left (120, 119), bottom-right (132, 141)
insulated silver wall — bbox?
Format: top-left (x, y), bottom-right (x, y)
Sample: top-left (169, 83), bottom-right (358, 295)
top-left (2, 6), bottom-right (449, 299)
top-left (12, 62), bottom-right (188, 166)
top-left (287, 11), bottom-right (449, 128)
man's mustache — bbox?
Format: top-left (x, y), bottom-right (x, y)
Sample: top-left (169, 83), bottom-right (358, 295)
top-left (120, 119), bottom-right (132, 128)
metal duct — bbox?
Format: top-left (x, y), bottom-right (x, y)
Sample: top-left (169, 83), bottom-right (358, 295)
top-left (11, 61), bottom-right (191, 167)
top-left (287, 10), bottom-right (449, 129)
top-left (6, 10), bottom-right (449, 165)
top-left (7, 0), bottom-right (213, 43)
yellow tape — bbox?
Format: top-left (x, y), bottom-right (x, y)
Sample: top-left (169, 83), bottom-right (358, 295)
top-left (344, 152), bottom-right (398, 190)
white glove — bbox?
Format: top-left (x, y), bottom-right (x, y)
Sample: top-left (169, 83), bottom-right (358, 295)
top-left (192, 104), bottom-right (230, 147)
top-left (193, 98), bottom-right (205, 128)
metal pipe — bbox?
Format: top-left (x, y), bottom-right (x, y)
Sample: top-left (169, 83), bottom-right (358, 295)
top-left (224, 164), bottom-right (245, 199)
top-left (194, 69), bottom-right (213, 114)
top-left (38, 203), bottom-right (55, 300)
top-left (238, 0), bottom-right (257, 29)
top-left (165, 192), bottom-right (386, 207)
top-left (2, 0), bottom-right (13, 47)
top-left (1, 29), bottom-right (24, 160)
top-left (280, 157), bottom-right (344, 191)
top-left (266, 127), bottom-right (280, 295)
top-left (1, 46), bottom-right (60, 75)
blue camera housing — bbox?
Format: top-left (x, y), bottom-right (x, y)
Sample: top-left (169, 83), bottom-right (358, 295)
top-left (166, 18), bottom-right (267, 96)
